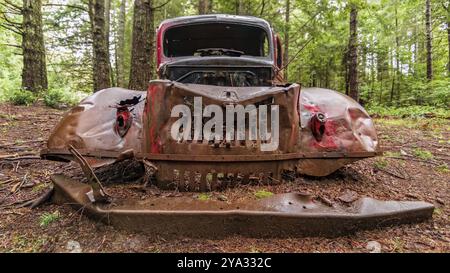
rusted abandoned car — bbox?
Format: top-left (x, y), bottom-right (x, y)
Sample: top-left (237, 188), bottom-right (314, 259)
top-left (41, 15), bottom-right (433, 237)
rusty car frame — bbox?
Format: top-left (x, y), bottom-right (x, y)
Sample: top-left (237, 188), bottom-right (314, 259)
top-left (40, 15), bottom-right (433, 237)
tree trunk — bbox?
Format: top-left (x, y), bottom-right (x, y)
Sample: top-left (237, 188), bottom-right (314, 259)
top-left (283, 0), bottom-right (290, 82)
top-left (89, 0), bottom-right (111, 92)
top-left (236, 0), bottom-right (244, 15)
top-left (116, 0), bottom-right (126, 87)
top-left (348, 4), bottom-right (359, 101)
top-left (129, 0), bottom-right (154, 91)
top-left (198, 0), bottom-right (210, 14)
top-left (343, 49), bottom-right (349, 95)
top-left (425, 0), bottom-right (433, 81)
top-left (21, 0), bottom-right (47, 92)
top-left (105, 0), bottom-right (114, 86)
top-left (446, 3), bottom-right (450, 76)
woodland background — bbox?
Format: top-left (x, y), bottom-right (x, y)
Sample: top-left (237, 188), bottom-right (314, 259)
top-left (0, 0), bottom-right (449, 115)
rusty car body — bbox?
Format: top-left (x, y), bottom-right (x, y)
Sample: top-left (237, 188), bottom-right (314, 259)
top-left (40, 15), bottom-right (433, 237)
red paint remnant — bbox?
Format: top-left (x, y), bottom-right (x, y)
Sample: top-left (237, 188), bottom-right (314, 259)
top-left (310, 113), bottom-right (326, 141)
top-left (115, 107), bottom-right (132, 137)
top-left (146, 84), bottom-right (162, 154)
top-left (324, 119), bottom-right (337, 135)
top-left (303, 104), bottom-right (320, 113)
top-left (312, 136), bottom-right (338, 149)
top-left (310, 119), bottom-right (339, 149)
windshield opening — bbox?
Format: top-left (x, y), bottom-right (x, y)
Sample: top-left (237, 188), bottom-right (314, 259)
top-left (163, 23), bottom-right (270, 58)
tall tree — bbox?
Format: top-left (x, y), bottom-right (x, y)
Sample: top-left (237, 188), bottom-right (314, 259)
top-left (425, 0), bottom-right (433, 81)
top-left (283, 0), bottom-right (290, 81)
top-left (236, 0), bottom-right (244, 15)
top-left (348, 3), bottom-right (359, 101)
top-left (198, 0), bottom-right (212, 14)
top-left (88, 0), bottom-right (111, 92)
top-left (444, 1), bottom-right (450, 76)
top-left (129, 0), bottom-right (154, 90)
top-left (22, 0), bottom-right (48, 92)
top-left (116, 0), bottom-right (126, 87)
top-left (105, 0), bottom-right (114, 85)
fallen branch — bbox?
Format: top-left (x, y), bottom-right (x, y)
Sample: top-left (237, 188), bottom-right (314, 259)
top-left (376, 167), bottom-right (408, 180)
top-left (11, 173), bottom-right (27, 193)
top-left (0, 138), bottom-right (44, 148)
top-left (0, 155), bottom-right (41, 161)
top-left (386, 156), bottom-right (440, 166)
top-left (17, 187), bottom-right (54, 209)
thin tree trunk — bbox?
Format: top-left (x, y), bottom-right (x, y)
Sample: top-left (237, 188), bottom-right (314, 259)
top-left (116, 0), bottom-right (126, 87)
top-left (129, 0), bottom-right (154, 91)
top-left (348, 5), bottom-right (359, 101)
top-left (105, 0), bottom-right (114, 86)
top-left (236, 0), bottom-right (244, 15)
top-left (89, 0), bottom-right (111, 92)
top-left (208, 0), bottom-right (213, 13)
top-left (105, 0), bottom-right (111, 50)
top-left (21, 0), bottom-right (47, 92)
top-left (198, 0), bottom-right (209, 14)
top-left (446, 2), bottom-right (450, 76)
top-left (425, 0), bottom-right (433, 81)
top-left (343, 49), bottom-right (349, 95)
top-left (283, 0), bottom-right (290, 82)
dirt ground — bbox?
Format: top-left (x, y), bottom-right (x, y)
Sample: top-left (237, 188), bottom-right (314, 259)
top-left (0, 102), bottom-right (448, 253)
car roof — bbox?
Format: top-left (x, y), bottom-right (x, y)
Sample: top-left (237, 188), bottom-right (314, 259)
top-left (158, 14), bottom-right (272, 30)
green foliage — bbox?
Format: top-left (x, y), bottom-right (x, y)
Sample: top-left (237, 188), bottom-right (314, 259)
top-left (39, 211), bottom-right (60, 227)
top-left (367, 105), bottom-right (450, 119)
top-left (374, 158), bottom-right (389, 169)
top-left (412, 148), bottom-right (433, 160)
top-left (43, 88), bottom-right (80, 109)
top-left (436, 164), bottom-right (449, 173)
top-left (7, 89), bottom-right (37, 106)
top-left (0, 0), bottom-right (448, 110)
top-left (197, 193), bottom-right (211, 201)
top-left (254, 190), bottom-right (274, 199)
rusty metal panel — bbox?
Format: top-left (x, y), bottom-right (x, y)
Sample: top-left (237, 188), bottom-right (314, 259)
top-left (51, 174), bottom-right (434, 238)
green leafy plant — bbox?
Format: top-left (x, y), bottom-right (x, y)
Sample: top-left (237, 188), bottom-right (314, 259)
top-left (254, 190), bottom-right (273, 199)
top-left (413, 148), bottom-right (433, 160)
top-left (436, 164), bottom-right (449, 173)
top-left (8, 89), bottom-right (36, 106)
top-left (197, 193), bottom-right (211, 201)
top-left (43, 88), bottom-right (79, 109)
top-left (39, 211), bottom-right (60, 227)
top-left (374, 158), bottom-right (389, 169)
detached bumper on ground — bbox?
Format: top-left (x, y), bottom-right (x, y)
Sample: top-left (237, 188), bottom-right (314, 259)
top-left (51, 174), bottom-right (434, 238)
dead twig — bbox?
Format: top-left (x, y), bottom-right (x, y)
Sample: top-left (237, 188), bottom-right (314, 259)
top-left (376, 167), bottom-right (408, 180)
top-left (15, 187), bottom-right (54, 209)
top-left (10, 172), bottom-right (27, 193)
top-left (0, 155), bottom-right (41, 162)
top-left (0, 138), bottom-right (44, 148)
top-left (386, 156), bottom-right (440, 166)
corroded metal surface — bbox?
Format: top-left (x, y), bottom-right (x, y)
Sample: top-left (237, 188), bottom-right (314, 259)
top-left (41, 82), bottom-right (379, 189)
top-left (41, 15), bottom-right (379, 190)
top-left (51, 174), bottom-right (434, 238)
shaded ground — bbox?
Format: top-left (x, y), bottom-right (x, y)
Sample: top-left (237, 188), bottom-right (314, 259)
top-left (0, 103), bottom-right (448, 253)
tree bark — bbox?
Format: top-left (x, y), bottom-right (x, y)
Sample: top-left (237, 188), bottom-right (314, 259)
top-left (283, 0), bottom-right (290, 82)
top-left (198, 0), bottom-right (210, 14)
top-left (105, 0), bottom-right (114, 86)
top-left (21, 0), bottom-right (48, 92)
top-left (116, 0), bottom-right (126, 87)
top-left (236, 0), bottom-right (244, 15)
top-left (129, 0), bottom-right (154, 91)
top-left (89, 0), bottom-right (111, 92)
top-left (446, 2), bottom-right (450, 76)
top-left (348, 4), bottom-right (359, 101)
top-left (425, 0), bottom-right (433, 81)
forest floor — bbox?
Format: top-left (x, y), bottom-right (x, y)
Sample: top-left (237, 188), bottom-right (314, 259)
top-left (0, 102), bottom-right (448, 253)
